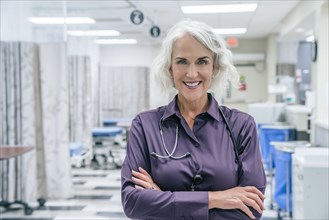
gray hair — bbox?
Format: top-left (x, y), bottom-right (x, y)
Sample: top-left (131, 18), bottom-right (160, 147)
top-left (153, 19), bottom-right (240, 97)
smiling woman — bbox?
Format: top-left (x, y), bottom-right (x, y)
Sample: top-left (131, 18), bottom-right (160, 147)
top-left (121, 20), bottom-right (266, 220)
top-left (170, 34), bottom-right (214, 120)
top-left (154, 20), bottom-right (240, 98)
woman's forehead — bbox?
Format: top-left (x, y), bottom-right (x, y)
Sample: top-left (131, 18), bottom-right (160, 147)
top-left (172, 34), bottom-right (213, 58)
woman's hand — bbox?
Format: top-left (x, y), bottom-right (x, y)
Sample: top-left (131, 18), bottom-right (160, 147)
top-left (131, 167), bottom-right (162, 191)
top-left (208, 186), bottom-right (266, 219)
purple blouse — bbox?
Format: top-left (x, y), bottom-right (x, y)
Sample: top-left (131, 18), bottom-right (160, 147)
top-left (121, 94), bottom-right (266, 220)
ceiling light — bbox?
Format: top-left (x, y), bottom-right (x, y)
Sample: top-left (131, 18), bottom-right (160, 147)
top-left (295, 28), bottom-right (305, 33)
top-left (213, 28), bottom-right (247, 35)
top-left (67, 30), bottom-right (120, 36)
top-left (182, 4), bottom-right (257, 14)
top-left (28, 17), bottom-right (95, 24)
top-left (305, 35), bottom-right (315, 42)
top-left (95, 39), bottom-right (137, 44)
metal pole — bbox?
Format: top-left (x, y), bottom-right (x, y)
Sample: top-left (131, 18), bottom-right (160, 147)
top-left (270, 150), bottom-right (274, 209)
top-left (286, 159), bottom-right (291, 218)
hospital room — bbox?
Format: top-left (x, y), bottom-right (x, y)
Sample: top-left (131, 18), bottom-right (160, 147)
top-left (0, 0), bottom-right (328, 219)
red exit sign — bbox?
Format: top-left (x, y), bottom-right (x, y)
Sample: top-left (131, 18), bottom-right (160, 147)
top-left (226, 37), bottom-right (239, 48)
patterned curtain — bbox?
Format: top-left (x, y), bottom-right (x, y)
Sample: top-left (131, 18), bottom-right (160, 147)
top-left (38, 43), bottom-right (73, 199)
top-left (99, 66), bottom-right (150, 118)
top-left (0, 42), bottom-right (39, 202)
top-left (0, 41), bottom-right (73, 202)
top-left (68, 56), bottom-right (92, 152)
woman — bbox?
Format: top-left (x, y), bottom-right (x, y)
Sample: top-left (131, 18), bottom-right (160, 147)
top-left (121, 20), bottom-right (266, 220)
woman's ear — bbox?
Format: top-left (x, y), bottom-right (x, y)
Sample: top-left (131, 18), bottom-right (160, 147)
top-left (169, 68), bottom-right (173, 78)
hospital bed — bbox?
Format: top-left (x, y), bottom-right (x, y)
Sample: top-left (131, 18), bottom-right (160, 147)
top-left (91, 127), bottom-right (125, 169)
top-left (70, 142), bottom-right (90, 168)
top-left (103, 117), bottom-right (132, 127)
top-left (103, 117), bottom-right (132, 147)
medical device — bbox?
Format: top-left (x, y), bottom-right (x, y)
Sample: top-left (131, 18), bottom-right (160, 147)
top-left (151, 107), bottom-right (244, 182)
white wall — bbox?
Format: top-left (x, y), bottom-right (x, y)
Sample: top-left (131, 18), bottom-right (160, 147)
top-left (313, 2), bottom-right (329, 145)
top-left (99, 44), bottom-right (166, 109)
top-left (228, 38), bottom-right (268, 104)
top-left (0, 1), bottom-right (34, 41)
top-left (266, 34), bottom-right (278, 102)
top-left (235, 65), bottom-right (268, 102)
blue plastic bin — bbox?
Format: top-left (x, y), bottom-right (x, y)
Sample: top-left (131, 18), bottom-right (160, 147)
top-left (258, 124), bottom-right (296, 171)
top-left (274, 149), bottom-right (292, 213)
top-left (272, 141), bottom-right (310, 216)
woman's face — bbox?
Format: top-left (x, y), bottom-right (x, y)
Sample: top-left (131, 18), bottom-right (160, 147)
top-left (170, 34), bottom-right (214, 103)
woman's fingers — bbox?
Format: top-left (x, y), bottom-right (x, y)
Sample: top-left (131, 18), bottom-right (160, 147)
top-left (214, 186), bottom-right (265, 218)
top-left (131, 168), bottom-right (161, 191)
top-left (132, 169), bottom-right (150, 182)
top-left (224, 196), bottom-right (255, 219)
top-left (131, 176), bottom-right (146, 187)
top-left (232, 189), bottom-right (264, 214)
top-left (233, 198), bottom-right (256, 219)
top-left (245, 191), bottom-right (266, 211)
top-left (138, 167), bottom-right (152, 178)
top-left (244, 186), bottom-right (266, 200)
top-left (135, 185), bottom-right (144, 190)
top-left (240, 194), bottom-right (262, 214)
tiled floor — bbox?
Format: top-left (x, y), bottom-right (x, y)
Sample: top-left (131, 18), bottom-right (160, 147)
top-left (0, 167), bottom-right (280, 220)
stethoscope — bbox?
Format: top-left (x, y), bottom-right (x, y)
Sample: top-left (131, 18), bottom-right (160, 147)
top-left (150, 107), bottom-right (244, 183)
top-left (151, 117), bottom-right (191, 159)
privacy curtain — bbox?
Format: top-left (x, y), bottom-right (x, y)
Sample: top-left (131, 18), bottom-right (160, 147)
top-left (0, 41), bottom-right (73, 202)
top-left (99, 66), bottom-right (150, 119)
top-left (0, 42), bottom-right (39, 202)
top-left (38, 43), bottom-right (73, 199)
top-left (68, 56), bottom-right (92, 151)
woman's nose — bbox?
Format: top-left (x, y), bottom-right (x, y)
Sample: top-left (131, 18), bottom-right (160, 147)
top-left (186, 64), bottom-right (198, 77)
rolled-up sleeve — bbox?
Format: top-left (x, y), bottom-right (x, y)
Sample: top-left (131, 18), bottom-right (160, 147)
top-left (121, 116), bottom-right (209, 220)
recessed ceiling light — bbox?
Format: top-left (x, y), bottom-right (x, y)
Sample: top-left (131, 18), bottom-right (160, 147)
top-left (67, 30), bottom-right (120, 36)
top-left (28, 17), bottom-right (95, 24)
top-left (305, 35), bottom-right (315, 42)
top-left (182, 4), bottom-right (257, 14)
top-left (95, 39), bottom-right (137, 44)
top-left (213, 28), bottom-right (247, 35)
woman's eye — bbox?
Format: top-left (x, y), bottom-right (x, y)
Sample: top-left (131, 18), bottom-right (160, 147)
top-left (177, 60), bottom-right (187, 64)
top-left (198, 59), bottom-right (208, 65)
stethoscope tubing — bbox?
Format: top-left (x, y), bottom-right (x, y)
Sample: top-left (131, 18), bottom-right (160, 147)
top-left (151, 117), bottom-right (190, 160)
top-left (152, 107), bottom-right (244, 184)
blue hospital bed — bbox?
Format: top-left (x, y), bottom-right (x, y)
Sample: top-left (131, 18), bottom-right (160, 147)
top-left (103, 117), bottom-right (132, 127)
top-left (70, 142), bottom-right (90, 168)
top-left (91, 127), bottom-right (125, 168)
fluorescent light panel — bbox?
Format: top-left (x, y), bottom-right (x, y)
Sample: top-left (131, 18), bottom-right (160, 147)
top-left (95, 39), bottom-right (137, 44)
top-left (182, 4), bottom-right (257, 14)
top-left (28, 17), bottom-right (95, 24)
top-left (68, 30), bottom-right (120, 36)
top-left (213, 28), bottom-right (247, 35)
